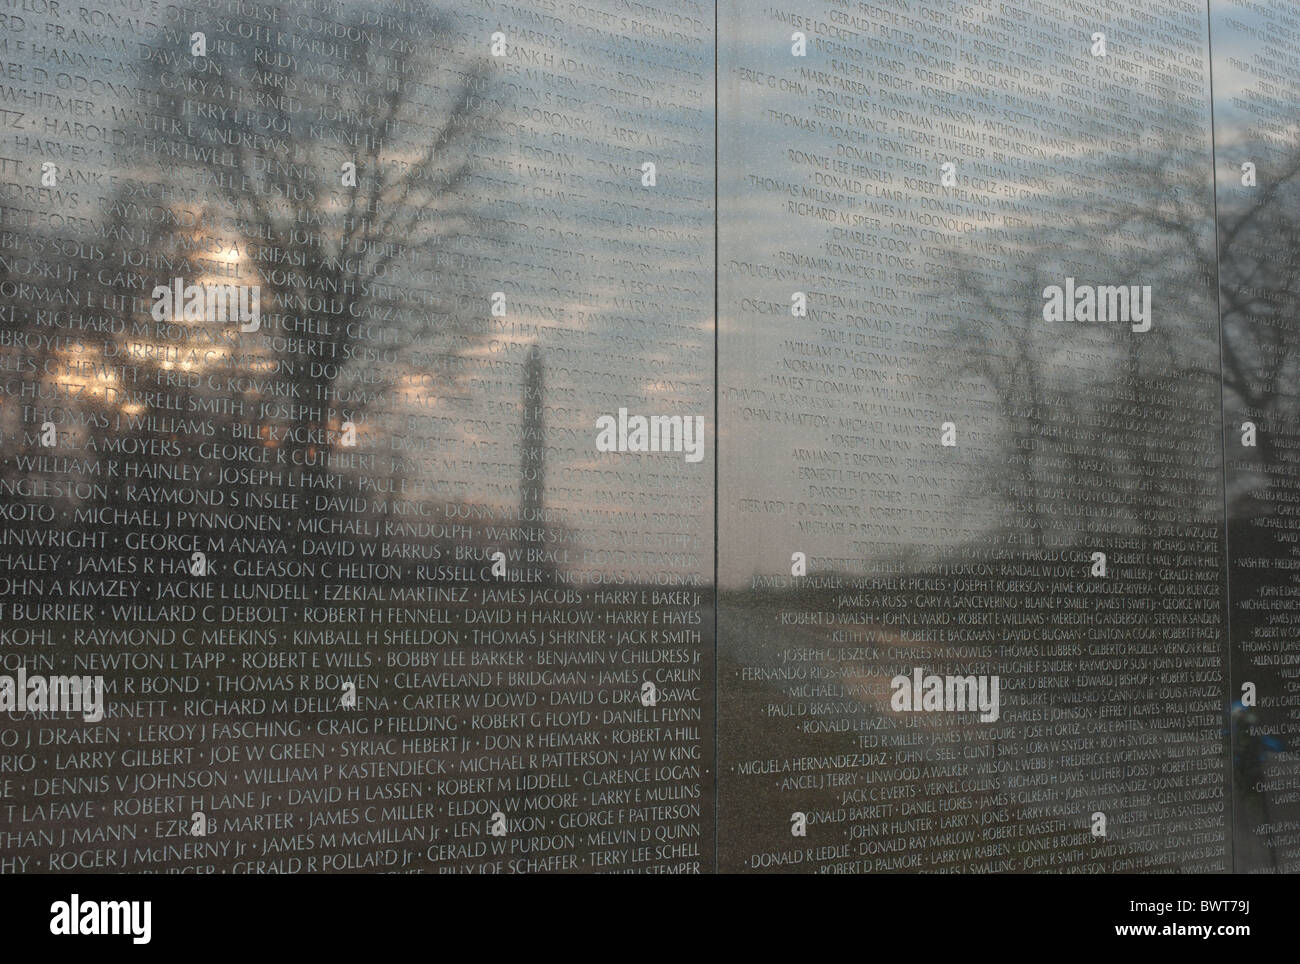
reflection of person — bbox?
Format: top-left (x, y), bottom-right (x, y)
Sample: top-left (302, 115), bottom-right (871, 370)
top-left (1231, 699), bottom-right (1284, 780)
top-left (1230, 699), bottom-right (1284, 870)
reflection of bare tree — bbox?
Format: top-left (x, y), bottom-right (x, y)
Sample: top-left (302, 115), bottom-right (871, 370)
top-left (721, 115), bottom-right (1251, 875)
top-left (107, 1), bottom-right (499, 487)
top-left (939, 122), bottom-right (1222, 549)
top-left (1215, 144), bottom-right (1300, 874)
top-left (1216, 154), bottom-right (1300, 484)
top-left (956, 134), bottom-right (1300, 515)
top-left (0, 0), bottom-right (517, 589)
top-left (939, 118), bottom-right (1300, 873)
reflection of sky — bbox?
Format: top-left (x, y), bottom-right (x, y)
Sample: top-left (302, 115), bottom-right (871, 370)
top-left (1, 0), bottom-right (716, 581)
top-left (1211, 1), bottom-right (1300, 144)
top-left (1210, 1), bottom-right (1300, 507)
top-left (3, 0), bottom-right (1278, 591)
top-left (718, 0), bottom-right (1222, 586)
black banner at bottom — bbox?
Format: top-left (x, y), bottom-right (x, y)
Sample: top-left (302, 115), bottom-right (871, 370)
top-left (0, 873), bottom-right (1270, 952)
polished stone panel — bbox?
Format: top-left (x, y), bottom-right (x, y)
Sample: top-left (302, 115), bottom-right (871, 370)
top-left (717, 0), bottom-right (1229, 872)
top-left (1212, 0), bottom-right (1300, 875)
top-left (0, 0), bottom-right (714, 873)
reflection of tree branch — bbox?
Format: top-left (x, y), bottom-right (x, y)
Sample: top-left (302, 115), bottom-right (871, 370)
top-left (933, 116), bottom-right (1228, 545)
top-left (939, 111), bottom-right (1300, 535)
top-left (1216, 153), bottom-right (1300, 417)
top-left (121, 2), bottom-right (510, 457)
top-left (42, 0), bottom-right (522, 521)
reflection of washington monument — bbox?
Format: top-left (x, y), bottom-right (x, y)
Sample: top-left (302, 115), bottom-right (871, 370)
top-left (519, 344), bottom-right (555, 584)
top-left (520, 344), bottom-right (544, 523)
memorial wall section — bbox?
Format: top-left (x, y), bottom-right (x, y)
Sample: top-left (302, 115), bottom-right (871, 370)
top-left (0, 0), bottom-right (715, 873)
top-left (1213, 0), bottom-right (1300, 875)
top-left (0, 0), bottom-right (1297, 875)
top-left (717, 0), bottom-right (1230, 873)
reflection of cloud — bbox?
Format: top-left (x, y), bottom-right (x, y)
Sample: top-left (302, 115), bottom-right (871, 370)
top-left (8, 0), bottom-right (716, 584)
top-left (717, 0), bottom-right (1220, 586)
